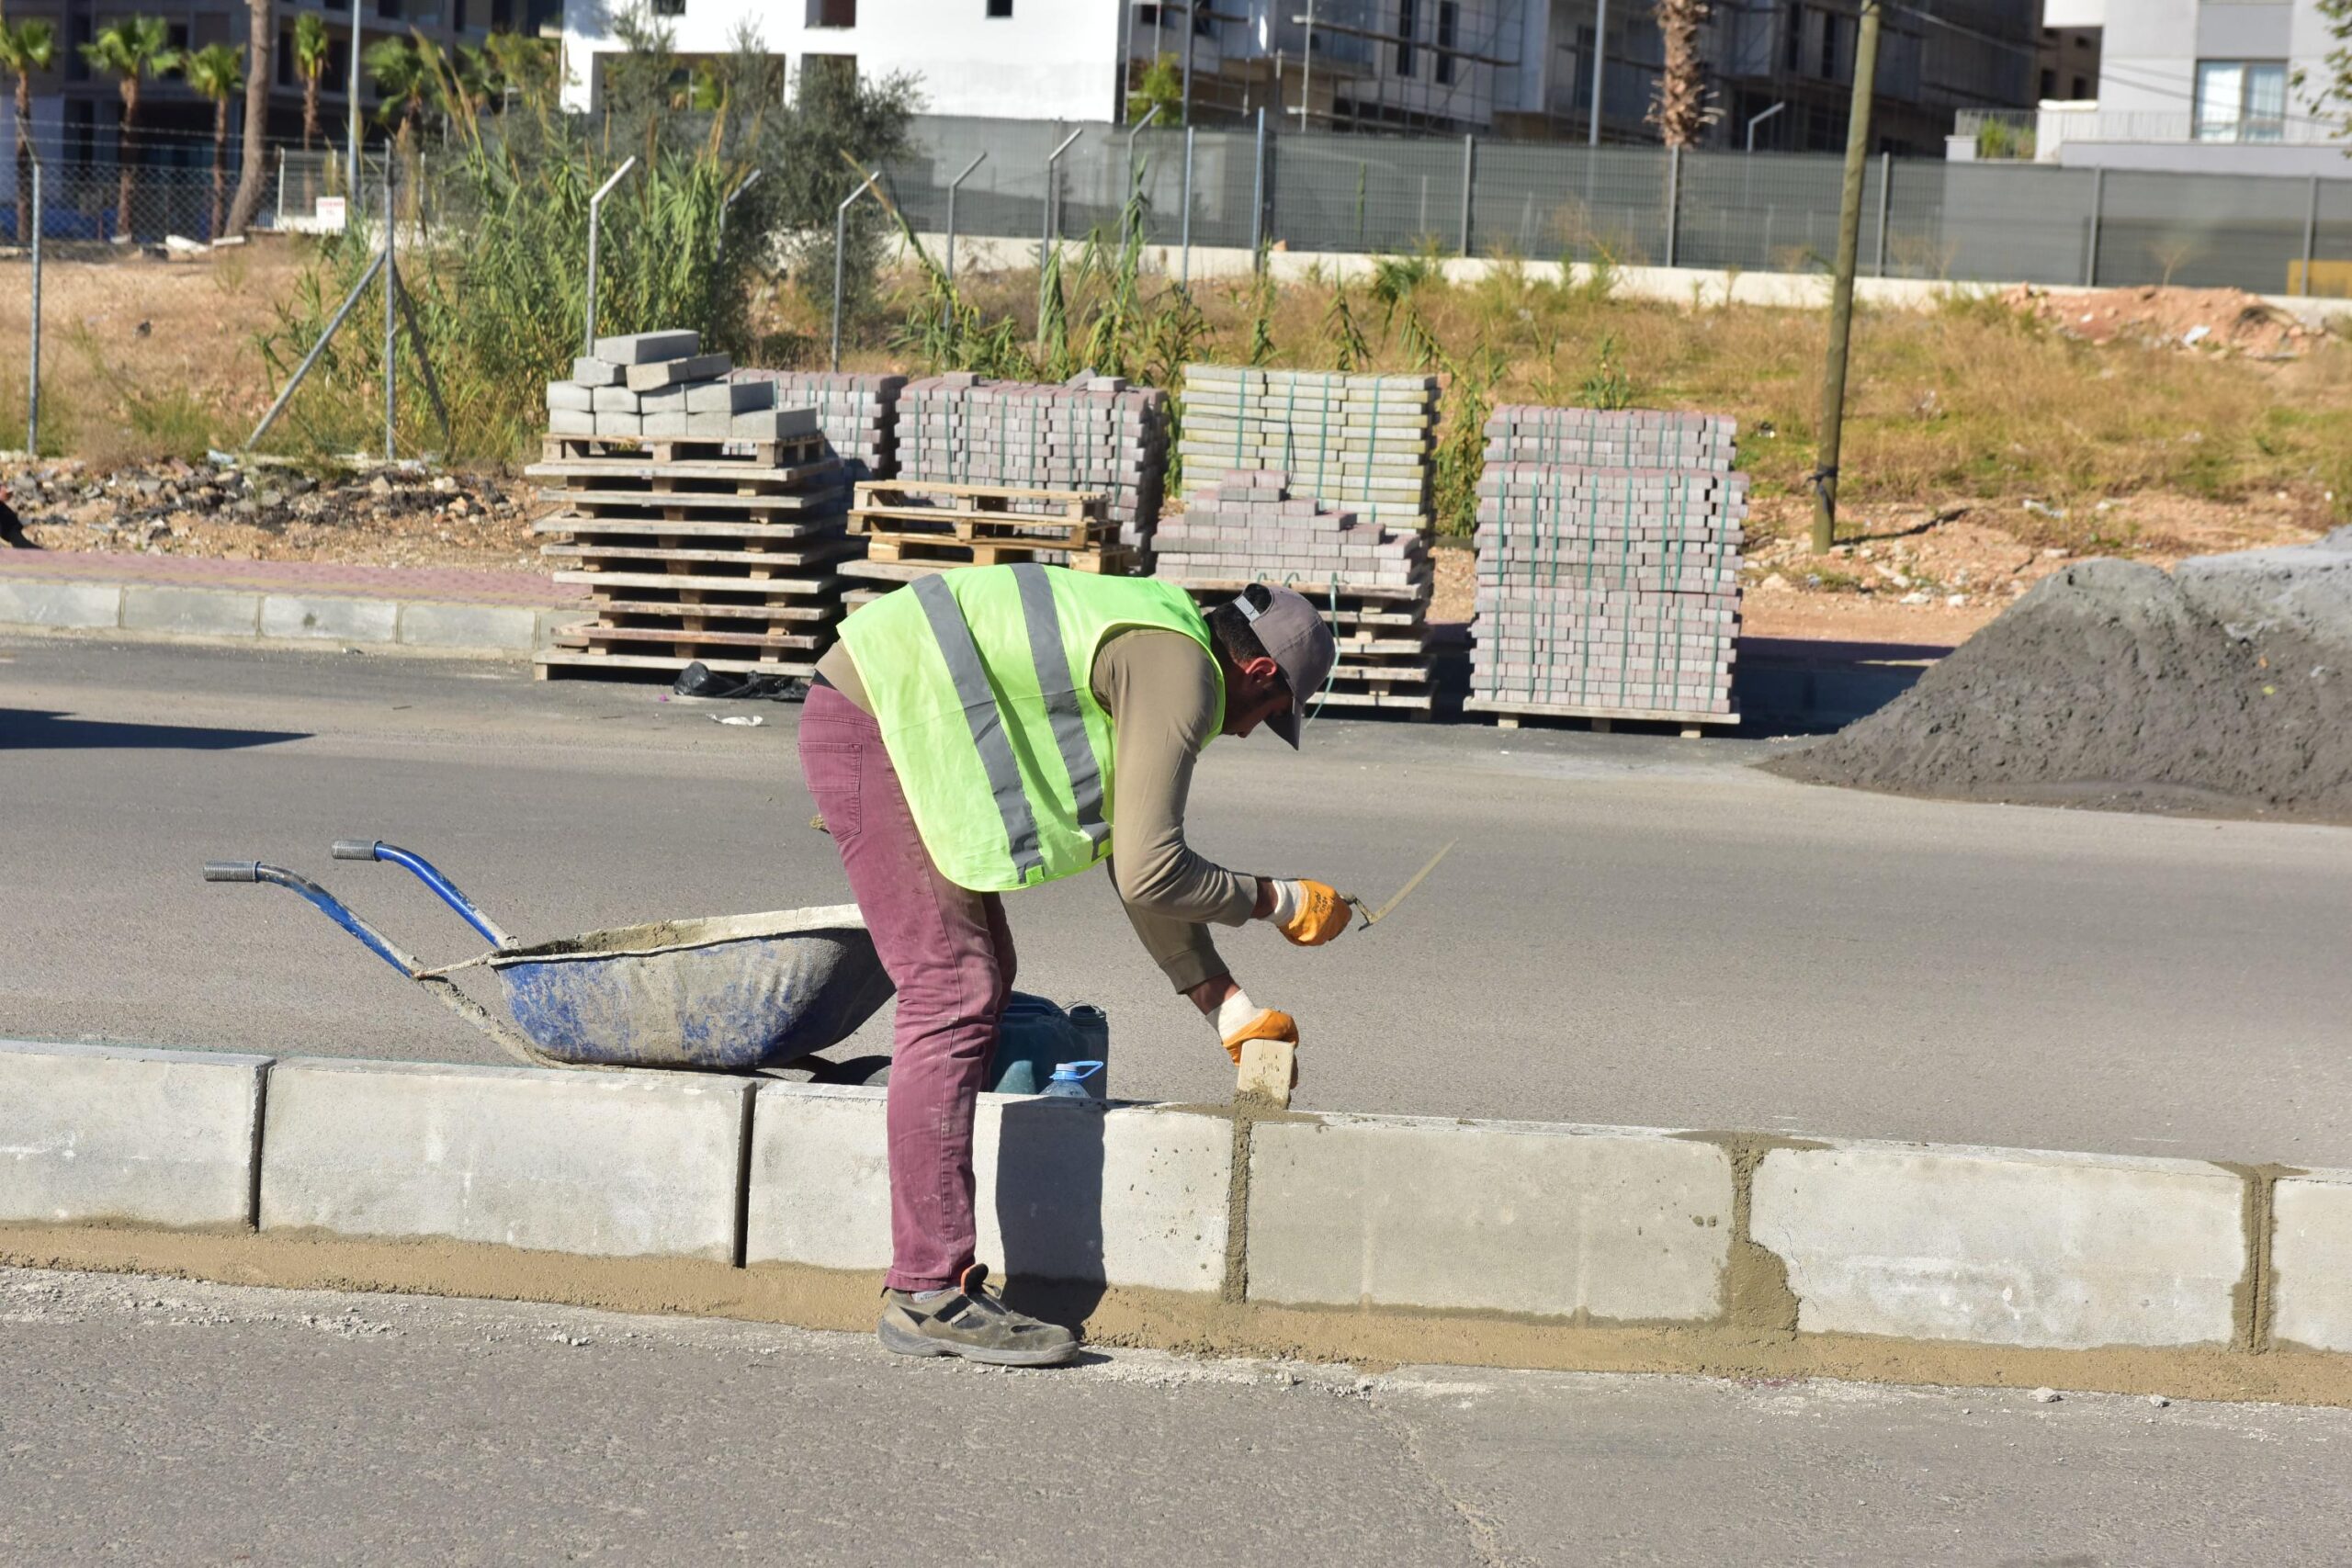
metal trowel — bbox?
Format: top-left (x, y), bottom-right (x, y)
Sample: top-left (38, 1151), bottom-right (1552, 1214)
top-left (1342, 839), bottom-right (1457, 931)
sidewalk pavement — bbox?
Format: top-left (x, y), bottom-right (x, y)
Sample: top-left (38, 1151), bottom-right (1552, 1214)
top-left (0, 548), bottom-right (588, 655)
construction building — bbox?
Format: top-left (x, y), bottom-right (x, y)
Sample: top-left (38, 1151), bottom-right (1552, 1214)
top-left (1125, 0), bottom-right (2038, 152)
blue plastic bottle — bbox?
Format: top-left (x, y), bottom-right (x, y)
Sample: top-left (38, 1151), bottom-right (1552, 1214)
top-left (1041, 1060), bottom-right (1105, 1100)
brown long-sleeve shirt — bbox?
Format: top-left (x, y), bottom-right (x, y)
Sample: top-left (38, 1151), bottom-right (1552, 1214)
top-left (814, 627), bottom-right (1254, 990)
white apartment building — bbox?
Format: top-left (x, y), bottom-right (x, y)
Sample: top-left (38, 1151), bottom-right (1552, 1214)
top-left (560, 0), bottom-right (1126, 121)
top-left (2014, 0), bottom-right (2350, 175)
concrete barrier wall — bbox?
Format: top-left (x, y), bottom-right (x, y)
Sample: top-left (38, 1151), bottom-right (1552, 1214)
top-left (4, 1036), bottom-right (2346, 1388)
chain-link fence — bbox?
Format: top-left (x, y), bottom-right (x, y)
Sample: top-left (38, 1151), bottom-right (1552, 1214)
top-left (891, 114), bottom-right (2352, 298)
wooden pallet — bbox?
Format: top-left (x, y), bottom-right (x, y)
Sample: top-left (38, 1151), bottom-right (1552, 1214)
top-left (1463, 695), bottom-right (1738, 734)
top-left (540, 433), bottom-right (828, 468)
top-left (536, 649), bottom-right (822, 682)
top-left (863, 534), bottom-right (1135, 573)
top-left (554, 623), bottom-right (832, 654)
top-left (848, 480), bottom-right (1104, 545)
top-left (532, 485), bottom-right (843, 517)
top-left (540, 535), bottom-right (862, 572)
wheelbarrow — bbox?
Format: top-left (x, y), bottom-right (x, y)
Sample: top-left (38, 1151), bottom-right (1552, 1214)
top-left (203, 840), bottom-right (895, 1073)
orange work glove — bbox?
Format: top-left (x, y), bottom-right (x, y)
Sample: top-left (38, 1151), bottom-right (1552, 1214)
top-left (1267, 878), bottom-right (1351, 946)
top-left (1221, 1007), bottom-right (1299, 1066)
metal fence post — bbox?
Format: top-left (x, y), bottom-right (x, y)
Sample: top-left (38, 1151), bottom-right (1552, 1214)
top-left (1038, 126), bottom-right (1084, 344)
top-left (1250, 107), bottom-right (1268, 264)
top-left (1181, 125), bottom-right (1195, 288)
top-left (716, 167), bottom-right (762, 259)
top-left (1459, 133), bottom-right (1476, 256)
top-left (1664, 145), bottom-right (1680, 269)
top-left (382, 167), bottom-right (396, 460)
top-left (583, 156), bottom-right (638, 355)
top-left (833, 168), bottom-right (883, 372)
top-left (1873, 151), bottom-right (1891, 277)
top-left (2084, 165), bottom-right (2104, 287)
top-left (944, 151), bottom-right (987, 320)
top-left (2301, 175), bottom-right (2320, 297)
top-left (25, 152), bottom-right (38, 456)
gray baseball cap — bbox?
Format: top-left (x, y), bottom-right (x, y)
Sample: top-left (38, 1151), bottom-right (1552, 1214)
top-left (1232, 584), bottom-right (1337, 748)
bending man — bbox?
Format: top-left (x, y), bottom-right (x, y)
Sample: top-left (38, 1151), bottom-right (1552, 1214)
top-left (800, 566), bottom-right (1346, 1367)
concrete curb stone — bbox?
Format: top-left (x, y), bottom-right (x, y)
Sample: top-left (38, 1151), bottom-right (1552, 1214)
top-left (0, 1040), bottom-right (269, 1229)
top-left (741, 1083), bottom-right (1232, 1292)
top-left (1246, 1112), bottom-right (1734, 1320)
top-left (258, 1057), bottom-right (748, 1260)
top-left (0, 579), bottom-right (575, 656)
top-left (1750, 1142), bottom-right (2245, 1349)
top-left (0, 579), bottom-right (123, 628)
top-left (2272, 1172), bottom-right (2352, 1352)
top-left (260, 592), bottom-right (402, 643)
top-left (121, 584), bottom-right (262, 637)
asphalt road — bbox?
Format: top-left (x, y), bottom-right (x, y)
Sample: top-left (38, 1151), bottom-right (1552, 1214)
top-left (5, 1266), bottom-right (2346, 1567)
top-left (6, 634), bottom-right (2350, 1165)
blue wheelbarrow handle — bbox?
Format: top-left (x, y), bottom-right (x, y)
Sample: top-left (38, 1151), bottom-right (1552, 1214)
top-left (332, 839), bottom-right (516, 949)
top-left (204, 861), bottom-right (423, 978)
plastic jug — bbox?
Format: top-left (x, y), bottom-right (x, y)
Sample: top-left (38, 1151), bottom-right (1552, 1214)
top-left (1041, 1060), bottom-right (1105, 1100)
top-left (988, 993), bottom-right (1110, 1096)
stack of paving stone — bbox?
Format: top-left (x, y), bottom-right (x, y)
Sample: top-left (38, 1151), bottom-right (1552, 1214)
top-left (729, 369), bottom-right (905, 483)
top-left (529, 331), bottom-right (857, 683)
top-left (1153, 470), bottom-right (1438, 715)
top-left (545, 330), bottom-right (818, 446)
top-left (1468, 405), bottom-right (1745, 727)
top-left (1178, 367), bottom-right (1439, 532)
top-left (892, 371), bottom-right (1169, 551)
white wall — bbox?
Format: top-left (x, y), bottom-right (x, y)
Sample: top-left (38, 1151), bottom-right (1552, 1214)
top-left (560, 0), bottom-right (1125, 122)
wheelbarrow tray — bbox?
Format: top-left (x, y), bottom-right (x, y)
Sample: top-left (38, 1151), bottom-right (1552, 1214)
top-left (484, 905), bottom-right (894, 1071)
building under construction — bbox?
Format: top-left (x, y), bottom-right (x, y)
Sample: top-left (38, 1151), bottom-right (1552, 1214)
top-left (1124, 0), bottom-right (2037, 152)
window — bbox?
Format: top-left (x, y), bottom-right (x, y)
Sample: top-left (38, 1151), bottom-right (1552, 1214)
top-left (453, 0), bottom-right (469, 28)
top-left (2038, 67), bottom-right (2053, 96)
top-left (2071, 73), bottom-right (2088, 97)
top-left (1572, 23), bottom-right (1595, 108)
top-left (377, 0), bottom-right (401, 19)
top-left (807, 0), bottom-right (856, 27)
top-left (277, 27), bottom-right (296, 85)
top-left (650, 0), bottom-right (684, 14)
top-left (802, 51), bottom-right (857, 96)
top-left (1396, 0), bottom-right (1418, 76)
top-left (1783, 6), bottom-right (1804, 71)
top-left (987, 0), bottom-right (1012, 15)
top-left (2195, 59), bottom-right (2285, 141)
top-left (1817, 10), bottom-right (1841, 78)
top-left (1434, 0), bottom-right (1456, 85)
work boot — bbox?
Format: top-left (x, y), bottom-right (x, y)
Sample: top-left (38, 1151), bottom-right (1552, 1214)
top-left (877, 1264), bottom-right (1078, 1367)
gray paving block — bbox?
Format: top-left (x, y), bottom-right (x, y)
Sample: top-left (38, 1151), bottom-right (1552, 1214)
top-left (0, 579), bottom-right (122, 628)
top-left (591, 385), bottom-right (641, 413)
top-left (594, 412), bottom-right (643, 439)
top-left (2272, 1172), bottom-right (2352, 1352)
top-left (0, 1039), bottom-right (270, 1229)
top-left (396, 601), bottom-right (539, 652)
top-left (743, 1084), bottom-right (1229, 1293)
top-left (687, 378), bottom-right (774, 413)
top-left (594, 330), bottom-right (699, 365)
top-left (571, 356), bottom-right (624, 386)
top-left (1247, 1113), bottom-right (1733, 1321)
top-left (121, 585), bottom-right (262, 637)
top-left (534, 607), bottom-right (594, 648)
top-left (258, 1057), bottom-right (748, 1259)
top-left (640, 411), bottom-right (691, 438)
top-left (734, 406), bottom-right (820, 440)
top-left (545, 381), bottom-right (594, 412)
top-left (1751, 1142), bottom-right (2245, 1349)
top-left (260, 593), bottom-right (400, 643)
top-left (548, 408), bottom-right (595, 436)
top-left (685, 411), bottom-right (736, 438)
top-left (625, 353), bottom-right (731, 391)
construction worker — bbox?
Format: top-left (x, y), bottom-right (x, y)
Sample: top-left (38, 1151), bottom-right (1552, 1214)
top-left (800, 565), bottom-right (1345, 1367)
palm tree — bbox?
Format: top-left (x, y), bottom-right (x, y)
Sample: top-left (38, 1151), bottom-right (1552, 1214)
top-left (1648, 0), bottom-right (1712, 148)
top-left (364, 33), bottom-right (428, 145)
top-left (78, 16), bottom-right (180, 242)
top-left (224, 0), bottom-right (274, 237)
top-left (184, 43), bottom-right (243, 238)
top-left (0, 18), bottom-right (56, 244)
top-left (293, 14), bottom-right (330, 152)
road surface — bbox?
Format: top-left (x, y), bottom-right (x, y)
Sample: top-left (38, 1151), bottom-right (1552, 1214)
top-left (4, 1266), bottom-right (2346, 1567)
top-left (6, 634), bottom-right (2349, 1165)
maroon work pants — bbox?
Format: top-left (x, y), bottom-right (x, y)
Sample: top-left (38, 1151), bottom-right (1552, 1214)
top-left (797, 683), bottom-right (1013, 1292)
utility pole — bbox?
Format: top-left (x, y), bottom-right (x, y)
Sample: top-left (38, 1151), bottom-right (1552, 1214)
top-left (1181, 1), bottom-right (1196, 126)
top-left (1295, 1), bottom-right (1316, 130)
top-left (1811, 0), bottom-right (1881, 554)
top-left (346, 20), bottom-right (363, 192)
top-left (1588, 0), bottom-right (1608, 146)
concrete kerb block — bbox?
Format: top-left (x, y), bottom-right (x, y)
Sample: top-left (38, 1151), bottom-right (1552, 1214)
top-left (1246, 1112), bottom-right (1734, 1321)
top-left (260, 593), bottom-right (401, 644)
top-left (0, 1040), bottom-right (270, 1229)
top-left (1750, 1142), bottom-right (2245, 1350)
top-left (2272, 1171), bottom-right (2352, 1353)
top-left (534, 607), bottom-right (596, 649)
top-left (121, 584), bottom-right (263, 637)
top-left (258, 1057), bottom-right (748, 1260)
top-left (0, 579), bottom-right (124, 629)
top-left (742, 1083), bottom-right (1231, 1294)
top-left (396, 601), bottom-right (541, 653)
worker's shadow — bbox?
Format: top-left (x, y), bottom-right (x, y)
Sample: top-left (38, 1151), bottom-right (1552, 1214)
top-left (992, 1097), bottom-right (1109, 1335)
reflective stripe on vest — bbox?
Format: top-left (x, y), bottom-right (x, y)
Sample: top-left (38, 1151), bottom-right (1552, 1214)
top-left (910, 572), bottom-right (1046, 883)
top-left (836, 566), bottom-right (1219, 893)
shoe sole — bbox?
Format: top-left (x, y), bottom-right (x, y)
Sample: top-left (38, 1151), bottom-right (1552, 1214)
top-left (877, 1317), bottom-right (1078, 1367)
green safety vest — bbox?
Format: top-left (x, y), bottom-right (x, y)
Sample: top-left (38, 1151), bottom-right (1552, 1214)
top-left (838, 565), bottom-right (1224, 893)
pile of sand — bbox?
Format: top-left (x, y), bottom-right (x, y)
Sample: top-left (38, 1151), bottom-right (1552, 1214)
top-left (1769, 529), bottom-right (2352, 823)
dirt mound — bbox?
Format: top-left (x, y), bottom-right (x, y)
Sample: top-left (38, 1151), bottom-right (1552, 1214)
top-left (1996, 284), bottom-right (2321, 357)
top-left (1769, 539), bottom-right (2352, 823)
